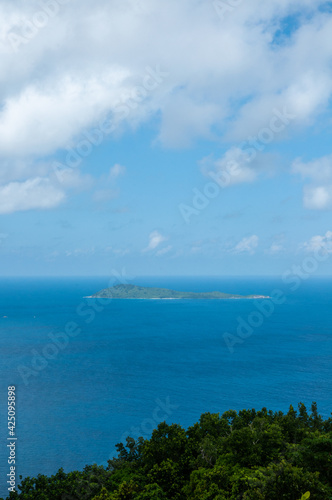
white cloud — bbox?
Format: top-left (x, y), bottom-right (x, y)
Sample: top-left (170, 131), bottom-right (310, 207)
top-left (109, 164), bottom-right (126, 180)
top-left (233, 235), bottom-right (259, 254)
top-left (302, 231), bottom-right (332, 254)
top-left (266, 243), bottom-right (284, 255)
top-left (0, 159), bottom-right (49, 184)
top-left (143, 230), bottom-right (167, 252)
top-left (65, 248), bottom-right (96, 257)
top-left (1, 1), bottom-right (332, 156)
top-left (303, 185), bottom-right (332, 210)
top-left (158, 96), bottom-right (220, 148)
top-left (0, 72), bottom-right (130, 157)
top-left (156, 245), bottom-right (172, 256)
top-left (51, 166), bottom-right (94, 190)
top-left (201, 148), bottom-right (259, 187)
top-left (92, 189), bottom-right (118, 203)
top-left (111, 248), bottom-right (130, 256)
top-left (0, 177), bottom-right (65, 214)
top-left (91, 164), bottom-right (125, 204)
top-left (190, 245), bottom-right (203, 255)
top-left (292, 155), bottom-right (332, 209)
top-left (292, 155), bottom-right (332, 183)
top-left (1, 0), bottom-right (332, 210)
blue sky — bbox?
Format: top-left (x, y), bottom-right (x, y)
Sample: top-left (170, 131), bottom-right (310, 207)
top-left (1, 0), bottom-right (332, 276)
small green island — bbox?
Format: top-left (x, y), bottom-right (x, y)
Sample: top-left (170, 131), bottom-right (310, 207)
top-left (87, 284), bottom-right (269, 300)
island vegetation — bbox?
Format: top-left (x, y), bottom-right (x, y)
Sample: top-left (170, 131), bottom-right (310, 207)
top-left (89, 284), bottom-right (269, 300)
top-left (4, 403), bottom-right (332, 499)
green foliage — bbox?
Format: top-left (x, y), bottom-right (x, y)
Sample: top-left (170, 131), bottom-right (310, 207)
top-left (135, 483), bottom-right (167, 499)
top-left (231, 460), bottom-right (328, 499)
top-left (92, 284), bottom-right (258, 300)
top-left (5, 403), bottom-right (332, 500)
top-left (92, 487), bottom-right (113, 500)
top-left (298, 492), bottom-right (310, 500)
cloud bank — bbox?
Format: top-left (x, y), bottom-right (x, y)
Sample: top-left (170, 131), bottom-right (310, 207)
top-left (2, 0), bottom-right (332, 212)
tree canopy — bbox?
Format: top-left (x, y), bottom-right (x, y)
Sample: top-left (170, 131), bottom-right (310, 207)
top-left (3, 402), bottom-right (332, 499)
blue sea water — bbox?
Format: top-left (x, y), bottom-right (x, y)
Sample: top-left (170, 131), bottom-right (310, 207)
top-left (0, 276), bottom-right (332, 498)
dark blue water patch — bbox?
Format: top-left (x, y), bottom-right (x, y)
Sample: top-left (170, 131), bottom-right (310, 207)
top-left (0, 276), bottom-right (331, 498)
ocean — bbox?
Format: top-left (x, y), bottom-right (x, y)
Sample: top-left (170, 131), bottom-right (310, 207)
top-left (0, 276), bottom-right (331, 498)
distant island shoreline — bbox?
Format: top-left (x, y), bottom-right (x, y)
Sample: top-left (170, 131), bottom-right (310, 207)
top-left (86, 284), bottom-right (270, 300)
